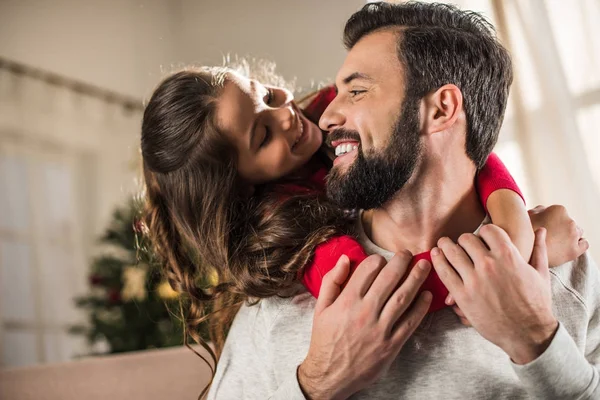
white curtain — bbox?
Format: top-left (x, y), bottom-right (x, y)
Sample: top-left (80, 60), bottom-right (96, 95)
top-left (492, 0), bottom-right (600, 254)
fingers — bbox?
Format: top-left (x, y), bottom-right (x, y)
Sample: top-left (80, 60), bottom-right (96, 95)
top-left (436, 238), bottom-right (474, 280)
top-left (379, 259), bottom-right (431, 331)
top-left (579, 238), bottom-right (590, 254)
top-left (457, 233), bottom-right (489, 265)
top-left (364, 251), bottom-right (413, 313)
top-left (531, 228), bottom-right (549, 280)
top-left (576, 225), bottom-right (588, 255)
top-left (390, 290), bottom-right (431, 345)
top-left (452, 305), bottom-right (472, 326)
top-left (576, 225), bottom-right (584, 239)
top-left (431, 247), bottom-right (464, 298)
top-left (477, 224), bottom-right (512, 251)
top-left (343, 254), bottom-right (388, 298)
top-left (445, 293), bottom-right (455, 306)
top-left (452, 305), bottom-right (466, 318)
top-left (315, 255), bottom-right (350, 315)
top-left (528, 205), bottom-right (546, 214)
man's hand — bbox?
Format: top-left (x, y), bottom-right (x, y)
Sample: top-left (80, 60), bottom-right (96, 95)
top-left (431, 226), bottom-right (559, 365)
top-left (529, 205), bottom-right (588, 266)
top-left (446, 204), bottom-right (588, 326)
top-left (298, 252), bottom-right (432, 400)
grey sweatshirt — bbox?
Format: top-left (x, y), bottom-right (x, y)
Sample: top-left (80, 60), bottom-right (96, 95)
top-left (208, 223), bottom-right (600, 399)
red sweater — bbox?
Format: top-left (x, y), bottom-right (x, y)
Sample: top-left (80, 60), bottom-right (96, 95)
top-left (299, 86), bottom-right (524, 313)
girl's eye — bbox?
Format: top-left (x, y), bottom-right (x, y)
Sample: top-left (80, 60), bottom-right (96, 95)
top-left (264, 88), bottom-right (274, 105)
top-left (259, 126), bottom-right (271, 148)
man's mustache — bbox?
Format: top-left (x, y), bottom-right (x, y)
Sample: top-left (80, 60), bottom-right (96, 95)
top-left (326, 128), bottom-right (361, 147)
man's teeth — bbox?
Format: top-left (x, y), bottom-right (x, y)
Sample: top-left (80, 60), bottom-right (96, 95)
top-left (335, 143), bottom-right (358, 156)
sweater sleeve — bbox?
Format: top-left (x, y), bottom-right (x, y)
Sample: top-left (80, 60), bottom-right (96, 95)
top-left (302, 236), bottom-right (368, 298)
top-left (267, 376), bottom-right (307, 400)
top-left (302, 237), bottom-right (449, 313)
top-left (511, 253), bottom-right (600, 399)
top-left (476, 152), bottom-right (525, 213)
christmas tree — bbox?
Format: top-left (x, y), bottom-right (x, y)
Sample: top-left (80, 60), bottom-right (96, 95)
top-left (70, 199), bottom-right (209, 355)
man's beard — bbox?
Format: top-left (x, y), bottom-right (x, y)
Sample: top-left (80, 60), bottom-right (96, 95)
top-left (326, 97), bottom-right (421, 210)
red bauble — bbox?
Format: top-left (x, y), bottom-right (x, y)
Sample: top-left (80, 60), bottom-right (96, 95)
top-left (107, 288), bottom-right (121, 304)
top-left (89, 274), bottom-right (104, 286)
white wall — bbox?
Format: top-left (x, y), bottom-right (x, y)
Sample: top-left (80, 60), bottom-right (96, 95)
top-left (177, 0), bottom-right (364, 90)
top-left (0, 0), bottom-right (364, 98)
top-left (0, 0), bottom-right (179, 99)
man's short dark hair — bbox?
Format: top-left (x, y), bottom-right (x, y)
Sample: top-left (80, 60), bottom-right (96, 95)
top-left (344, 1), bottom-right (513, 169)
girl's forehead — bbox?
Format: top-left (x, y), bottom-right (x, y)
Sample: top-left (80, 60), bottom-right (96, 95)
top-left (225, 71), bottom-right (252, 94)
top-left (215, 74), bottom-right (257, 148)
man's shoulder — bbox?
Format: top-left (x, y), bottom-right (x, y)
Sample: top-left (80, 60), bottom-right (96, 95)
top-left (550, 251), bottom-right (600, 309)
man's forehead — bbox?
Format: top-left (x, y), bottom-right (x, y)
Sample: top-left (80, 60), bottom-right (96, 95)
top-left (336, 29), bottom-right (403, 85)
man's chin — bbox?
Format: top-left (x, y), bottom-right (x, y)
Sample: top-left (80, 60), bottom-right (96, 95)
top-left (326, 174), bottom-right (361, 209)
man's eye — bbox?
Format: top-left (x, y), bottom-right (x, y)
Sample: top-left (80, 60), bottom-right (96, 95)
top-left (349, 90), bottom-right (367, 97)
top-left (264, 88), bottom-right (274, 105)
top-left (260, 126), bottom-right (271, 148)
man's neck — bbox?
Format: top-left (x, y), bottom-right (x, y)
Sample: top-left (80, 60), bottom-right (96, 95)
top-left (362, 158), bottom-right (485, 255)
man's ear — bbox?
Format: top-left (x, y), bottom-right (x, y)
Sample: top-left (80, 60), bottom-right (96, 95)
top-left (420, 84), bottom-right (463, 135)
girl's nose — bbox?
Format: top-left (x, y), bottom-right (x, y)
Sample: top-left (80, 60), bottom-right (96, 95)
top-left (271, 105), bottom-right (296, 132)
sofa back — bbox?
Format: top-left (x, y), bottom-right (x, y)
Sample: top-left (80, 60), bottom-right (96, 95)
top-left (0, 345), bottom-right (212, 400)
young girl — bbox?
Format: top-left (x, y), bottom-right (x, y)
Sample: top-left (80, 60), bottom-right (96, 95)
top-left (141, 66), bottom-right (584, 379)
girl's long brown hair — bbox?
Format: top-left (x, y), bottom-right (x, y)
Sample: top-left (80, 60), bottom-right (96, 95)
top-left (140, 67), bottom-right (351, 396)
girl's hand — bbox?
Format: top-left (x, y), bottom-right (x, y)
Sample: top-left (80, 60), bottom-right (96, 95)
top-left (528, 205), bottom-right (588, 267)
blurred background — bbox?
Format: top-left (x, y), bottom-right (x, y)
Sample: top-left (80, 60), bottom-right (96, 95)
top-left (0, 0), bottom-right (598, 370)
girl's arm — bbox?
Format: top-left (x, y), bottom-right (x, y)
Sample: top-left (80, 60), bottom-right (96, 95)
top-left (486, 189), bottom-right (534, 263)
top-left (302, 236), bottom-right (449, 313)
top-left (476, 153), bottom-right (535, 263)
top-left (478, 154), bottom-right (587, 267)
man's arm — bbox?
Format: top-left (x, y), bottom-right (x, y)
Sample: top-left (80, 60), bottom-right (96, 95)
top-left (510, 252), bottom-right (600, 399)
top-left (432, 226), bottom-right (600, 399)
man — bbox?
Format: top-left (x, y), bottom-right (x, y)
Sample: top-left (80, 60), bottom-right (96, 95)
top-left (208, 2), bottom-right (599, 399)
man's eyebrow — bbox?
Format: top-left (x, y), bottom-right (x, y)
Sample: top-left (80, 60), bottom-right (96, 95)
top-left (342, 72), bottom-right (374, 85)
top-left (334, 72), bottom-right (373, 93)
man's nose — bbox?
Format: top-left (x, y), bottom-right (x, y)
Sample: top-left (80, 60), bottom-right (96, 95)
top-left (319, 97), bottom-right (345, 132)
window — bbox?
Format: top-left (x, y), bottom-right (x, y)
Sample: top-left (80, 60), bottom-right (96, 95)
top-left (0, 139), bottom-right (89, 367)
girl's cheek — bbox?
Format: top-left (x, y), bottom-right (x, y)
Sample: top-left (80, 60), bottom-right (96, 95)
top-left (276, 144), bottom-right (288, 165)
